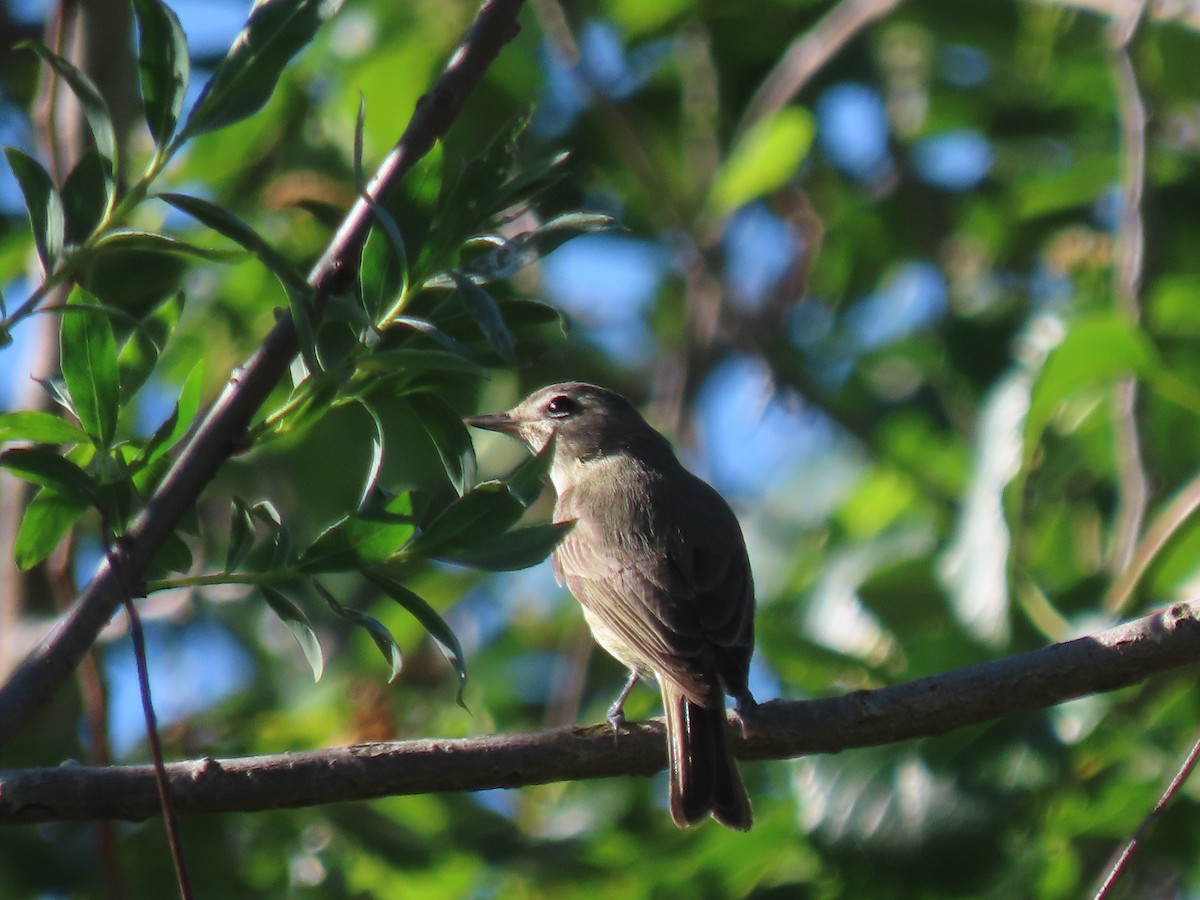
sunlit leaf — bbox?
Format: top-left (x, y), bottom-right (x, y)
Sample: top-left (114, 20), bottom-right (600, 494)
top-left (117, 292), bottom-right (185, 403)
top-left (409, 482), bottom-right (524, 557)
top-left (1025, 313), bottom-right (1158, 453)
top-left (261, 584), bottom-right (324, 681)
top-left (0, 447), bottom-right (95, 503)
top-left (351, 399), bottom-right (385, 512)
top-left (14, 488), bottom-right (87, 570)
top-left (131, 0), bottom-right (190, 146)
top-left (151, 531), bottom-right (193, 575)
top-left (503, 434), bottom-right (554, 507)
top-left (181, 0), bottom-right (344, 138)
top-left (356, 349), bottom-right (485, 382)
top-left (360, 204), bottom-right (409, 321)
top-left (4, 148), bottom-right (65, 270)
top-left (20, 41), bottom-right (117, 200)
top-left (0, 411), bottom-right (90, 445)
top-left (157, 192), bottom-right (306, 288)
top-left (225, 497), bottom-right (257, 572)
top-left (295, 516), bottom-right (358, 572)
top-left (61, 151), bottom-right (109, 245)
top-left (135, 360), bottom-right (203, 470)
top-left (406, 392), bottom-right (476, 496)
top-left (445, 522), bottom-right (572, 571)
top-left (707, 106), bottom-right (814, 216)
top-left (59, 289), bottom-right (120, 450)
top-left (363, 570), bottom-right (467, 706)
top-left (313, 580), bottom-right (403, 682)
top-left (93, 229), bottom-right (245, 262)
top-left (448, 271), bottom-right (515, 362)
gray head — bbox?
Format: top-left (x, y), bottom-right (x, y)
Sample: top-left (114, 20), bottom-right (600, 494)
top-left (465, 382), bottom-right (675, 465)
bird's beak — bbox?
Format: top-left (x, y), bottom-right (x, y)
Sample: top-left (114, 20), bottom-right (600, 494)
top-left (464, 411), bottom-right (521, 435)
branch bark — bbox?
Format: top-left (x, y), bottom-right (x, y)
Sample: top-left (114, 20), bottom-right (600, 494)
top-left (0, 0), bottom-right (529, 752)
top-left (2, 601), bottom-right (1197, 824)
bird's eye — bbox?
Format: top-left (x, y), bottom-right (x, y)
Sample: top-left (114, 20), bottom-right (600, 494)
top-left (546, 395), bottom-right (579, 418)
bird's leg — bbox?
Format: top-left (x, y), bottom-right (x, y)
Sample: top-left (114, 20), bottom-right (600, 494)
top-left (607, 671), bottom-right (639, 733)
top-left (734, 691), bottom-right (758, 734)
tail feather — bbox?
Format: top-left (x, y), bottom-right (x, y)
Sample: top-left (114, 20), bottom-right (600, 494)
top-left (663, 686), bottom-right (752, 831)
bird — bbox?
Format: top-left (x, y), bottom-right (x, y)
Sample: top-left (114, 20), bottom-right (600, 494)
top-left (465, 382), bottom-right (756, 830)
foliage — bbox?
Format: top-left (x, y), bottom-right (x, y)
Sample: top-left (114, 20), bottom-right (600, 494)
top-left (2, 0), bottom-right (1200, 897)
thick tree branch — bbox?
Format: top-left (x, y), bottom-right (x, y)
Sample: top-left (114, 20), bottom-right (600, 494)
top-left (2, 601), bottom-right (1196, 824)
top-left (0, 0), bottom-right (528, 752)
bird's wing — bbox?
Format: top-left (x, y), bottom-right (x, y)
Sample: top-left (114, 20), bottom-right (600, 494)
top-left (667, 475), bottom-right (755, 653)
top-left (663, 474), bottom-right (756, 699)
top-left (553, 499), bottom-right (715, 703)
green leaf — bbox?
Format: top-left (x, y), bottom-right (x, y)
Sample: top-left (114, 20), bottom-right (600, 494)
top-left (504, 435), bottom-right (554, 507)
top-left (406, 392), bottom-right (476, 496)
top-left (1026, 313), bottom-right (1158, 452)
top-left (409, 482), bottom-right (524, 558)
top-left (0, 447), bottom-right (95, 503)
top-left (313, 580), bottom-right (403, 682)
top-left (707, 106), bottom-right (815, 216)
top-left (445, 522), bottom-right (572, 571)
top-left (353, 93), bottom-right (365, 188)
top-left (433, 213), bottom-right (618, 285)
top-left (363, 570), bottom-right (467, 706)
top-left (449, 271), bottom-right (515, 363)
top-left (356, 349), bottom-right (485, 382)
top-left (136, 361), bottom-right (203, 470)
top-left (117, 292), bottom-right (185, 403)
top-left (14, 488), bottom-right (87, 570)
top-left (151, 531), bottom-right (193, 574)
top-left (60, 288), bottom-right (120, 450)
top-left (352, 399), bottom-right (385, 512)
top-left (284, 284), bottom-right (321, 375)
top-left (421, 135), bottom-right (517, 272)
top-left (181, 0), bottom-right (344, 139)
top-left (4, 147), bottom-right (65, 270)
top-left (386, 317), bottom-right (472, 355)
top-left (0, 411), bottom-right (90, 445)
top-left (21, 41), bottom-right (117, 201)
top-left (225, 498), bottom-right (257, 572)
top-left (261, 584), bottom-right (324, 681)
top-left (157, 192), bottom-right (307, 289)
top-left (80, 235), bottom-right (190, 320)
top-left (349, 493), bottom-right (416, 562)
top-left (296, 516), bottom-right (359, 572)
top-left (297, 493), bottom-right (416, 572)
top-left (93, 229), bottom-right (245, 262)
top-left (131, 0), bottom-right (190, 146)
top-left (250, 500), bottom-right (293, 569)
top-left (61, 151), bottom-right (109, 245)
top-left (360, 208), bottom-right (408, 321)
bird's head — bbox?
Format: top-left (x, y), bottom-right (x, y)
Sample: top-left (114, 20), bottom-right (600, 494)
top-left (465, 383), bottom-right (671, 468)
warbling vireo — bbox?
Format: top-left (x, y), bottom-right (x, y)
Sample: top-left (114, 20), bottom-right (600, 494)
top-left (466, 382), bottom-right (756, 830)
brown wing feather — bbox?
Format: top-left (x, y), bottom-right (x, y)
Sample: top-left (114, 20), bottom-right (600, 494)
top-left (552, 459), bottom-right (753, 705)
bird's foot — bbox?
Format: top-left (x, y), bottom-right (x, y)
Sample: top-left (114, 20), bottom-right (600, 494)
top-left (734, 693), bottom-right (758, 735)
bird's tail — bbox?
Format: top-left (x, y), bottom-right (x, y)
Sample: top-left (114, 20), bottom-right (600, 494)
top-left (663, 684), bottom-right (752, 831)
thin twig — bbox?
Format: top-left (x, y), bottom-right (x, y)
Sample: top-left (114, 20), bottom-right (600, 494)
top-left (2, 600), bottom-right (1198, 824)
top-left (1091, 731), bottom-right (1200, 900)
top-left (122, 596), bottom-right (193, 900)
top-left (1102, 470), bottom-right (1200, 615)
top-left (735, 0), bottom-right (903, 141)
top-left (1106, 10), bottom-right (1149, 574)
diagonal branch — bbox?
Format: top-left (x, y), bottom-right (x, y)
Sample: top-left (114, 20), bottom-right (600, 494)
top-left (735, 0), bottom-right (903, 141)
top-left (0, 0), bottom-right (529, 752)
top-left (2, 601), bottom-right (1197, 824)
